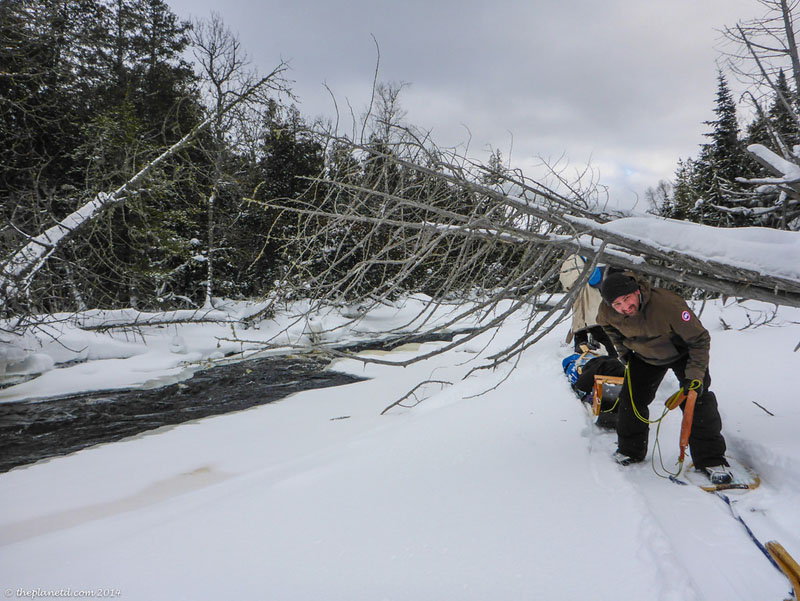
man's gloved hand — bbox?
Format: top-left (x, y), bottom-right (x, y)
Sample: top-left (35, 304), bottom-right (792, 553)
top-left (681, 378), bottom-right (704, 398)
top-left (665, 379), bottom-right (704, 410)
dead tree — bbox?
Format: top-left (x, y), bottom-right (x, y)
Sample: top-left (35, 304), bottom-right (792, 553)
top-left (723, 0), bottom-right (800, 103)
top-left (190, 13), bottom-right (278, 309)
top-left (255, 127), bottom-right (800, 378)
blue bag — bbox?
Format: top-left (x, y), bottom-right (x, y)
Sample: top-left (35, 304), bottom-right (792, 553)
top-left (562, 352), bottom-right (591, 387)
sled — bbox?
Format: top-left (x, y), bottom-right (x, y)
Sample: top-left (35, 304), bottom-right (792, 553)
top-left (561, 349), bottom-right (623, 429)
top-left (766, 541), bottom-right (800, 600)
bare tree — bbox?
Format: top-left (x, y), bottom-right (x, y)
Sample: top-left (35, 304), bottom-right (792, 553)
top-left (644, 180), bottom-right (673, 215)
top-left (723, 0), bottom-right (800, 102)
top-left (189, 13), bottom-right (288, 308)
top-left (370, 81), bottom-right (410, 143)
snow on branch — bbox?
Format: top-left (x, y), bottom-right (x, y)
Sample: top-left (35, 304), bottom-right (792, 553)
top-left (239, 128), bottom-right (800, 386)
top-left (742, 144), bottom-right (800, 185)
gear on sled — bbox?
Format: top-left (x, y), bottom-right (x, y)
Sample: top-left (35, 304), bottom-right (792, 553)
top-left (562, 347), bottom-right (625, 428)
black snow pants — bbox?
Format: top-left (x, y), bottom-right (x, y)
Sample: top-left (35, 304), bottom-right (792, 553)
top-left (616, 354), bottom-right (727, 469)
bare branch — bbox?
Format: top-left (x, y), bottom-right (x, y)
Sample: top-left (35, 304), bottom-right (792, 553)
top-left (381, 380), bottom-right (452, 414)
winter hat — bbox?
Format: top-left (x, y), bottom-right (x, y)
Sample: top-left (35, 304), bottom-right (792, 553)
top-left (600, 273), bottom-right (639, 304)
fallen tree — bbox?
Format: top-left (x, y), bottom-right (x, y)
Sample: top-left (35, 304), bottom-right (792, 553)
top-left (268, 134), bottom-right (800, 305)
top-left (4, 94), bottom-right (799, 385)
top-left (254, 129), bottom-right (800, 376)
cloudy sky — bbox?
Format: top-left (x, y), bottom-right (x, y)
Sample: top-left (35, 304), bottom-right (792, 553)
top-left (166, 0), bottom-right (764, 211)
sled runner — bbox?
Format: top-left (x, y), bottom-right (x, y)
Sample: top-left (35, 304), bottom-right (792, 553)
top-left (766, 541), bottom-right (800, 600)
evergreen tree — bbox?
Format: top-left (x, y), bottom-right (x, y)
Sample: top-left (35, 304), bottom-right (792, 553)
top-left (1, 0), bottom-right (207, 311)
top-left (738, 69), bottom-right (800, 230)
top-left (665, 66), bottom-right (800, 230)
top-left (231, 102), bottom-right (326, 298)
top-left (696, 72), bottom-right (748, 225)
top-left (76, 0), bottom-right (202, 309)
top-left (667, 72), bottom-right (756, 227)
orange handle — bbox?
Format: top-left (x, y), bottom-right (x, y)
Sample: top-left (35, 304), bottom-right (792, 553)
top-left (678, 389), bottom-right (698, 462)
top-left (665, 389), bottom-right (684, 411)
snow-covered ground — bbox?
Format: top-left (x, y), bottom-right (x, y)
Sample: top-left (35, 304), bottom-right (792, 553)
top-left (1, 296), bottom-right (798, 601)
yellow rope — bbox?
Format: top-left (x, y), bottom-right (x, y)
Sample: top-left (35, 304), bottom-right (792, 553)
top-left (623, 361), bottom-right (681, 478)
top-left (652, 407), bottom-right (682, 479)
top-left (624, 363), bottom-right (668, 425)
top-left (600, 397), bottom-right (619, 413)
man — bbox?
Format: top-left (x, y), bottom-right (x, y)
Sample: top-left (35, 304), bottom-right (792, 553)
top-left (596, 271), bottom-right (732, 484)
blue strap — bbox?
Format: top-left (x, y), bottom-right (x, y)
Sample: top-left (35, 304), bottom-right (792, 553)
top-left (670, 476), bottom-right (786, 578)
top-left (713, 491), bottom-right (784, 574)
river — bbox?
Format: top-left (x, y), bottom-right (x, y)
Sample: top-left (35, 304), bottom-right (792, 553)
top-left (0, 331), bottom-right (466, 473)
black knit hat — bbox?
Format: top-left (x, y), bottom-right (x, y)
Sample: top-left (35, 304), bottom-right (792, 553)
top-left (600, 273), bottom-right (639, 304)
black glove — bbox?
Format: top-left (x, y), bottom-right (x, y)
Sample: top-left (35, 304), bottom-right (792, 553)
top-left (681, 378), bottom-right (704, 398)
top-left (619, 351), bottom-right (632, 366)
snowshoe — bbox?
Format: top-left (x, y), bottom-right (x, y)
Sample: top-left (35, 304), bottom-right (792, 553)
top-left (682, 458), bottom-right (760, 492)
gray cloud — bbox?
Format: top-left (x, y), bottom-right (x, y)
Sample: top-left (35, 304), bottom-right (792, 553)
top-left (169, 0), bottom-right (762, 209)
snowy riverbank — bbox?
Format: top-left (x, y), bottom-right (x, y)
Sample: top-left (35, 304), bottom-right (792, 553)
top-left (1, 297), bottom-right (798, 600)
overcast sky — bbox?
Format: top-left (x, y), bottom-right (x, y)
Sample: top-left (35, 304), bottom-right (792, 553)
top-left (167, 0), bottom-right (764, 211)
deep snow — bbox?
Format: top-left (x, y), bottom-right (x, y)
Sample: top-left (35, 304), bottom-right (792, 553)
top-left (0, 296), bottom-right (798, 601)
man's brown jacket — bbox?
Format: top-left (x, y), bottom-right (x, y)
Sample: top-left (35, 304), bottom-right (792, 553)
top-left (596, 277), bottom-right (710, 382)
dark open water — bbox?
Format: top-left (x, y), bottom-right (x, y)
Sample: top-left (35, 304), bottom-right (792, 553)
top-left (0, 331), bottom-right (465, 473)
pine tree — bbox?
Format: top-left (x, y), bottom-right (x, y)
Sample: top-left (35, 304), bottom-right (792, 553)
top-left (662, 159), bottom-right (696, 220)
top-left (78, 0), bottom-right (203, 308)
top-left (701, 73), bottom-right (744, 223)
top-left (737, 68), bottom-right (800, 230)
top-left (1, 0), bottom-right (207, 311)
top-left (231, 102), bottom-right (326, 298)
top-left (673, 72), bottom-right (754, 227)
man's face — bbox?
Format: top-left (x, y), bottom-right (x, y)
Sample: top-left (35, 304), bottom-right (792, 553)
top-left (611, 290), bottom-right (641, 317)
